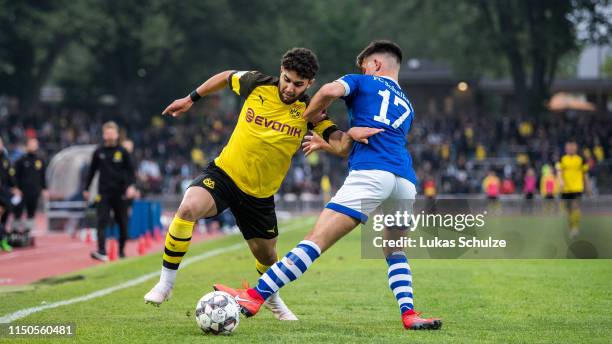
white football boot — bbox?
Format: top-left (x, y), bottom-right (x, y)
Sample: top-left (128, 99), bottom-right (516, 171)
top-left (144, 282), bottom-right (173, 306)
top-left (263, 292), bottom-right (298, 320)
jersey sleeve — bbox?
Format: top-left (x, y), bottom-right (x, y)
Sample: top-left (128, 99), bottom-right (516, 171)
top-left (308, 113), bottom-right (338, 142)
top-left (227, 71), bottom-right (275, 98)
top-left (336, 74), bottom-right (361, 98)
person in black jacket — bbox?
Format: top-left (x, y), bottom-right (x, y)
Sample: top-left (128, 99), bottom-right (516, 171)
top-left (14, 138), bottom-right (48, 232)
top-left (83, 122), bottom-right (136, 261)
top-left (0, 137), bottom-right (21, 252)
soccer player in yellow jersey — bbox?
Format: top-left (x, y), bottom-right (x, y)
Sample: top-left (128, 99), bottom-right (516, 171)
top-left (556, 140), bottom-right (591, 239)
top-left (144, 48), bottom-right (379, 320)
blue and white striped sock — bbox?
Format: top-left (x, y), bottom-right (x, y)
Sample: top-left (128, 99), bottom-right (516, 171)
top-left (254, 240), bottom-right (321, 300)
top-left (386, 251), bottom-right (414, 314)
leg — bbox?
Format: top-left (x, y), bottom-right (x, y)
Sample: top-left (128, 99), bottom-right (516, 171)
top-left (304, 209), bottom-right (360, 253)
top-left (251, 208), bottom-right (359, 302)
top-left (162, 186), bottom-right (218, 270)
top-left (145, 185), bottom-right (221, 306)
top-left (246, 237), bottom-right (278, 270)
top-left (0, 205), bottom-right (10, 252)
top-left (162, 186), bottom-right (217, 270)
top-left (95, 196), bottom-right (112, 255)
top-left (383, 229), bottom-right (414, 314)
top-left (568, 197), bottom-right (581, 238)
top-left (219, 170), bottom-right (396, 316)
top-left (12, 197), bottom-right (24, 231)
top-left (251, 170), bottom-right (392, 299)
top-left (111, 196), bottom-right (129, 256)
top-left (385, 178), bottom-right (440, 329)
top-left (0, 206), bottom-right (4, 241)
top-left (24, 193), bottom-right (39, 231)
top-left (243, 236), bottom-right (302, 321)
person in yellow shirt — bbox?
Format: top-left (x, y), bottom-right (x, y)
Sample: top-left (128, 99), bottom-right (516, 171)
top-left (482, 170), bottom-right (501, 213)
top-left (143, 48), bottom-right (379, 320)
top-left (556, 140), bottom-right (591, 239)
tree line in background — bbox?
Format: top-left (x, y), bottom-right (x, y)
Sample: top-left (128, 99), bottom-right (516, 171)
top-left (0, 0), bottom-right (609, 120)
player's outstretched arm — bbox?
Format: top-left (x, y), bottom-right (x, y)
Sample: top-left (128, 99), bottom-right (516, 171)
top-left (302, 81), bottom-right (346, 122)
top-left (302, 127), bottom-right (384, 157)
top-left (162, 70), bottom-right (235, 117)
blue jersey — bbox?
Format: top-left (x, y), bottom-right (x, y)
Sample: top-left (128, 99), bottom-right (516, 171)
top-left (337, 74), bottom-right (417, 184)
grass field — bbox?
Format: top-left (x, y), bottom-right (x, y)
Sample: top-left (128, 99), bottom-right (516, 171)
top-left (1, 215), bottom-right (611, 343)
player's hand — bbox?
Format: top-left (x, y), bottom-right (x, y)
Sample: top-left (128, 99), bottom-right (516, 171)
top-left (82, 190), bottom-right (90, 201)
top-left (42, 189), bottom-right (50, 200)
top-left (302, 133), bottom-right (329, 156)
top-left (11, 187), bottom-right (22, 197)
top-left (125, 185), bottom-right (139, 199)
top-left (347, 127), bottom-right (384, 144)
top-left (162, 96), bottom-right (193, 117)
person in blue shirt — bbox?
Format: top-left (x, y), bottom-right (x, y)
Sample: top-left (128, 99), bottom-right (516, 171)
top-left (215, 40), bottom-right (441, 330)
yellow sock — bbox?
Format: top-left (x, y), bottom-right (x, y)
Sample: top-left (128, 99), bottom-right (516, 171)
top-left (162, 217), bottom-right (195, 270)
top-left (255, 256), bottom-right (278, 275)
top-left (569, 208), bottom-right (581, 229)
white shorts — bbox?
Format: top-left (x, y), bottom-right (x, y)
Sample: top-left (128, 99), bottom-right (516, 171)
top-left (326, 170), bottom-right (417, 223)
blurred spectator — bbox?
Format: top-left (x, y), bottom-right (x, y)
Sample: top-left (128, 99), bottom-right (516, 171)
top-left (0, 97), bottom-right (610, 197)
top-left (482, 170), bottom-right (501, 199)
top-left (523, 168), bottom-right (537, 199)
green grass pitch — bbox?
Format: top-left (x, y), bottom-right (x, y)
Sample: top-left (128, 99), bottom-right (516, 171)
top-left (1, 215), bottom-right (611, 343)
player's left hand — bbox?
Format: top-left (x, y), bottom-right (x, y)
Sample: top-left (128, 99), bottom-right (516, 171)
top-left (302, 133), bottom-right (330, 156)
top-left (347, 127), bottom-right (384, 144)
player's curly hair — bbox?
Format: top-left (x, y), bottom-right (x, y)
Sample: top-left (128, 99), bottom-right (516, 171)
top-left (356, 40), bottom-right (403, 68)
top-left (281, 48), bottom-right (319, 80)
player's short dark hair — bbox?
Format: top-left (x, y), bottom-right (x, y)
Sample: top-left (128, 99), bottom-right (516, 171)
top-left (356, 40), bottom-right (403, 68)
top-left (281, 48), bottom-right (319, 80)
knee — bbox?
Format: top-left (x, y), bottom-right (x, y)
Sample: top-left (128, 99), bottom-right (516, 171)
top-left (176, 200), bottom-right (200, 222)
top-left (258, 251), bottom-right (277, 266)
top-left (253, 243), bottom-right (277, 265)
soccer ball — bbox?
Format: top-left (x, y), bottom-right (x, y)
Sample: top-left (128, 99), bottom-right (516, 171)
top-left (195, 291), bottom-right (240, 335)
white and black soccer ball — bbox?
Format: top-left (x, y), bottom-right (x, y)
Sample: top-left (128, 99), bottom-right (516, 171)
top-left (195, 291), bottom-right (240, 335)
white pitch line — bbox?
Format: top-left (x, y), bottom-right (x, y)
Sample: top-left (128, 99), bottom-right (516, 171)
top-left (0, 218), bottom-right (313, 324)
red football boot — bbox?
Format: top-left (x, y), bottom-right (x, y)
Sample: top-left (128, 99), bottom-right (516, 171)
top-left (402, 310), bottom-right (442, 330)
top-left (212, 281), bottom-right (249, 298)
top-left (213, 284), bottom-right (264, 317)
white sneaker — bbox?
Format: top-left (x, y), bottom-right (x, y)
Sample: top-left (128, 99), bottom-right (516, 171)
top-left (144, 282), bottom-right (173, 306)
top-left (570, 228), bottom-right (580, 240)
top-left (263, 292), bottom-right (298, 320)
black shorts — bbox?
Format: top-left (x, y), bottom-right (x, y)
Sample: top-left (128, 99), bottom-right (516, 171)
top-left (561, 192), bottom-right (582, 200)
top-left (544, 194), bottom-right (555, 200)
top-left (189, 162), bottom-right (278, 240)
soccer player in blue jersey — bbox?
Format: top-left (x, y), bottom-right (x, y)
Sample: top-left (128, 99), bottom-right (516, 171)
top-left (215, 40), bottom-right (441, 330)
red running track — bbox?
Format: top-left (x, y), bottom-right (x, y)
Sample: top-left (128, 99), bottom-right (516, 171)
top-left (0, 214), bottom-right (222, 286)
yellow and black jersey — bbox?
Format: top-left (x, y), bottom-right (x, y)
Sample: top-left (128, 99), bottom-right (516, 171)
top-left (556, 154), bottom-right (588, 193)
top-left (0, 153), bottom-right (16, 190)
top-left (215, 71), bottom-right (337, 198)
